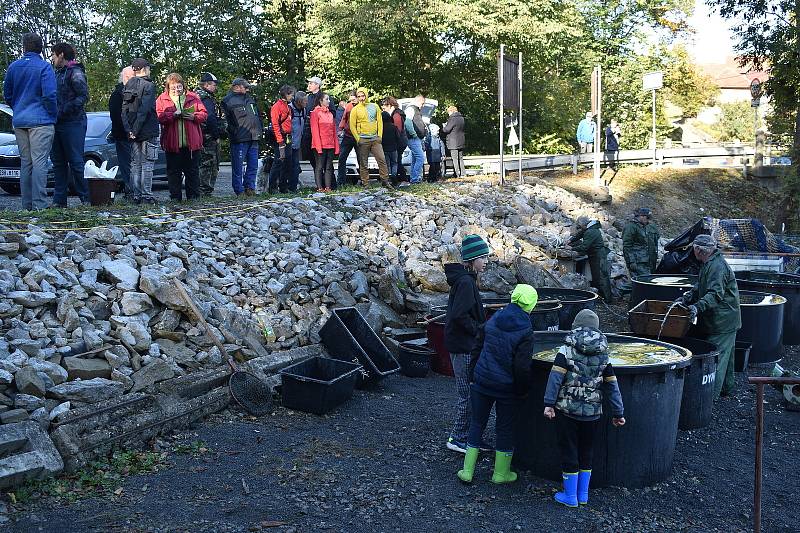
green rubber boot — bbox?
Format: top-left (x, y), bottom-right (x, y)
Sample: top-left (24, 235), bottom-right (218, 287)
top-left (457, 446), bottom-right (479, 483)
top-left (490, 451), bottom-right (518, 484)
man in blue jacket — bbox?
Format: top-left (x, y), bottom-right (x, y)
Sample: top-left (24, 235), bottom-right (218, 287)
top-left (2, 34), bottom-right (57, 211)
top-left (50, 42), bottom-right (89, 207)
top-left (576, 112), bottom-right (595, 154)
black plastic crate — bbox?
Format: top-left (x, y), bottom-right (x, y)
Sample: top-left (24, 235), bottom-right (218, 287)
top-left (280, 356), bottom-right (362, 415)
top-left (320, 307), bottom-right (400, 387)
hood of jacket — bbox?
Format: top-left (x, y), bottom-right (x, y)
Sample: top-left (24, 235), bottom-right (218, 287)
top-left (566, 327), bottom-right (608, 355)
top-left (492, 303), bottom-right (531, 333)
top-left (357, 87), bottom-right (370, 102)
top-left (445, 263), bottom-right (474, 287)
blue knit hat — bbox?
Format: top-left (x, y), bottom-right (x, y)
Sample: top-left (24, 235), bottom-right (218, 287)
top-left (460, 234), bottom-right (490, 262)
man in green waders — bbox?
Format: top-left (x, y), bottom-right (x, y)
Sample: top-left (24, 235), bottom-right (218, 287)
top-left (622, 207), bottom-right (659, 278)
top-left (677, 234), bottom-right (741, 397)
top-left (568, 217), bottom-right (613, 303)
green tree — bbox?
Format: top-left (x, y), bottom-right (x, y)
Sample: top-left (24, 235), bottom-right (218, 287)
top-left (664, 45), bottom-right (719, 118)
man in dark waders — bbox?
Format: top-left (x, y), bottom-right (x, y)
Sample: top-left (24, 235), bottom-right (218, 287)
top-left (622, 207), bottom-right (660, 278)
top-left (677, 234), bottom-right (741, 397)
top-left (568, 216), bottom-right (613, 303)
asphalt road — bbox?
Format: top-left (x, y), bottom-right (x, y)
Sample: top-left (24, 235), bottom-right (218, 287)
top-left (0, 163), bottom-right (318, 211)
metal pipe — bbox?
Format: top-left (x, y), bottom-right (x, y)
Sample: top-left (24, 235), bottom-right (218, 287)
top-left (518, 51), bottom-right (523, 182)
top-left (748, 376), bottom-right (800, 533)
top-left (499, 44), bottom-right (505, 186)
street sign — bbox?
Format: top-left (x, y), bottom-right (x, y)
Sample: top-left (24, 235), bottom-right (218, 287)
top-left (643, 71), bottom-right (664, 91)
top-left (591, 68), bottom-right (599, 115)
top-left (752, 97), bottom-right (761, 108)
top-left (497, 54), bottom-right (519, 108)
top-left (507, 125), bottom-right (520, 147)
top-left (750, 78), bottom-right (763, 99)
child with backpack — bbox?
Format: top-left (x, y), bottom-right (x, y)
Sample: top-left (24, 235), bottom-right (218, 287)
top-left (543, 309), bottom-right (625, 507)
top-left (425, 123), bottom-right (445, 182)
top-left (456, 284), bottom-right (537, 485)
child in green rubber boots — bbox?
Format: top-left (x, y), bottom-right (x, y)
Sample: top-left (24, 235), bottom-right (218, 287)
top-left (456, 284), bottom-right (536, 484)
top-left (543, 309), bottom-right (625, 507)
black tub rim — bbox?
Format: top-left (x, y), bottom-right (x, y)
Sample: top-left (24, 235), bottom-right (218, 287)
top-left (534, 288), bottom-right (601, 305)
top-left (530, 301), bottom-right (563, 314)
top-left (620, 333), bottom-right (719, 361)
top-left (736, 270), bottom-right (800, 288)
top-left (738, 289), bottom-right (787, 307)
top-left (531, 331), bottom-right (693, 375)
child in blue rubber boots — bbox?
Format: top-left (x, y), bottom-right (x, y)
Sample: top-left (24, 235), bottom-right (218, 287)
top-left (543, 309), bottom-right (625, 507)
top-left (456, 284), bottom-right (536, 484)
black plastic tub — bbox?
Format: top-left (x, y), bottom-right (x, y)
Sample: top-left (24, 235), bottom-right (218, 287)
top-left (736, 271), bottom-right (800, 345)
top-left (529, 301), bottom-right (562, 331)
top-left (280, 357), bottom-right (363, 415)
top-left (320, 307), bottom-right (401, 387)
top-left (515, 331), bottom-right (691, 488)
top-left (534, 288), bottom-right (600, 330)
top-left (735, 342), bottom-right (751, 372)
top-left (398, 340), bottom-right (432, 378)
top-left (736, 290), bottom-right (786, 367)
top-left (629, 274), bottom-right (698, 310)
top-left (629, 334), bottom-right (718, 431)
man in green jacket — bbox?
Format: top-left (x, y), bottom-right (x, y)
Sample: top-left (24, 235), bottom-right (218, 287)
top-left (568, 217), bottom-right (613, 303)
top-left (678, 234), bottom-right (741, 397)
top-left (622, 207), bottom-right (660, 278)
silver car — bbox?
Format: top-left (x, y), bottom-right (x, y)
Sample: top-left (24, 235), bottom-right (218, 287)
top-left (0, 104), bottom-right (167, 195)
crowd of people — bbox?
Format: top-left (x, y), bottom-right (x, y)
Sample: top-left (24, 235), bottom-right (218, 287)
top-left (2, 34), bottom-right (469, 210)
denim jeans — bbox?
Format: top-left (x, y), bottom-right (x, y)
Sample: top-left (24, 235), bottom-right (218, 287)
top-left (130, 138), bottom-right (158, 202)
top-left (115, 140), bottom-right (132, 195)
top-left (230, 141), bottom-right (259, 194)
top-left (385, 149), bottom-right (399, 178)
top-left (14, 125), bottom-right (54, 210)
top-left (290, 148), bottom-right (301, 192)
top-left (51, 118), bottom-right (89, 206)
top-left (337, 133), bottom-right (358, 187)
top-left (408, 137), bottom-right (424, 183)
top-left (467, 386), bottom-right (519, 453)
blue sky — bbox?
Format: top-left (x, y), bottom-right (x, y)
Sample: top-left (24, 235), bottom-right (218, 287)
top-left (687, 0), bottom-right (736, 63)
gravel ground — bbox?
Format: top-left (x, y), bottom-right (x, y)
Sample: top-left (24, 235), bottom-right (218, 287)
top-left (6, 299), bottom-right (800, 533)
top-left (0, 164), bottom-right (318, 210)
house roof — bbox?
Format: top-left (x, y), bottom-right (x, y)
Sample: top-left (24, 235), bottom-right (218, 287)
top-left (698, 57), bottom-right (769, 89)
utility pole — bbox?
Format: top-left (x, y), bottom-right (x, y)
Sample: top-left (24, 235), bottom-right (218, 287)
top-left (499, 44), bottom-right (505, 185)
top-left (518, 51), bottom-right (523, 182)
top-left (591, 65), bottom-right (601, 186)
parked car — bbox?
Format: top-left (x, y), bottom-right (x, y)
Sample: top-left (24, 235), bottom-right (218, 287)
top-left (0, 104), bottom-right (167, 195)
top-left (344, 98), bottom-right (450, 180)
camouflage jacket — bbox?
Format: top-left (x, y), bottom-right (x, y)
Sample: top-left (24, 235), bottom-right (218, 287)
top-left (543, 327), bottom-right (624, 420)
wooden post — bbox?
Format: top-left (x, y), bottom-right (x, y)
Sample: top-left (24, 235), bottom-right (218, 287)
top-left (754, 382), bottom-right (764, 533)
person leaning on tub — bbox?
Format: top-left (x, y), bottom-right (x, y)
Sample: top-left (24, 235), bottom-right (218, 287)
top-left (543, 309), bottom-right (625, 508)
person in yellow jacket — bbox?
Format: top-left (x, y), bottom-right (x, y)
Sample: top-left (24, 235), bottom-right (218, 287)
top-left (349, 87), bottom-right (392, 188)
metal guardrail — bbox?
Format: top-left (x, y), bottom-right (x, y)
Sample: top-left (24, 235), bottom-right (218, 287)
top-left (474, 146), bottom-right (757, 174)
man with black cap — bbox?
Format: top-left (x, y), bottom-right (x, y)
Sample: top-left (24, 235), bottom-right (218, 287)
top-left (196, 72), bottom-right (222, 195)
top-left (676, 234), bottom-right (741, 397)
top-left (622, 207), bottom-right (659, 278)
top-left (221, 78), bottom-right (263, 195)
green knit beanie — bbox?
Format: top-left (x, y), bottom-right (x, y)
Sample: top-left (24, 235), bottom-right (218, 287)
top-left (461, 234), bottom-right (490, 262)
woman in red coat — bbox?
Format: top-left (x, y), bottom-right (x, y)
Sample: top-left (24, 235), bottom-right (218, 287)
top-left (156, 73), bottom-right (207, 201)
top-left (310, 93), bottom-right (340, 192)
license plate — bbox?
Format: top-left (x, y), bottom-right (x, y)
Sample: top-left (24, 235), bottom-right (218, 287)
top-left (0, 169), bottom-right (20, 178)
top-left (368, 160), bottom-right (379, 169)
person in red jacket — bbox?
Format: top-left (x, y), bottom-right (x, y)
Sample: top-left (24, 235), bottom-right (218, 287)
top-left (310, 92), bottom-right (340, 192)
top-left (156, 73), bottom-right (208, 201)
top-left (268, 84), bottom-right (295, 194)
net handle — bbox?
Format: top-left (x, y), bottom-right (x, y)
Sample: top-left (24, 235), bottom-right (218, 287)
top-left (172, 278), bottom-right (238, 372)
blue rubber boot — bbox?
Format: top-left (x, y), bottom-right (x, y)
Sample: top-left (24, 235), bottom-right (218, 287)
top-left (554, 472), bottom-right (579, 507)
top-left (578, 469), bottom-right (592, 505)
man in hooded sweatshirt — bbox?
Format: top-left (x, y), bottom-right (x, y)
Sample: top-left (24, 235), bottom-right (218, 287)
top-left (349, 87), bottom-right (392, 188)
top-left (456, 284), bottom-right (537, 486)
top-left (50, 42), bottom-right (89, 206)
top-left (444, 234), bottom-right (490, 453)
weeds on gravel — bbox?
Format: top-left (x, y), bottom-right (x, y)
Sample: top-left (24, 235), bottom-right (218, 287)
top-left (173, 440), bottom-right (211, 456)
top-left (5, 450), bottom-right (168, 506)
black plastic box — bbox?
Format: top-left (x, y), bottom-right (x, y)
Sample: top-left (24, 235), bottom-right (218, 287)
top-left (320, 307), bottom-right (400, 387)
top-left (280, 356), bottom-right (363, 415)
